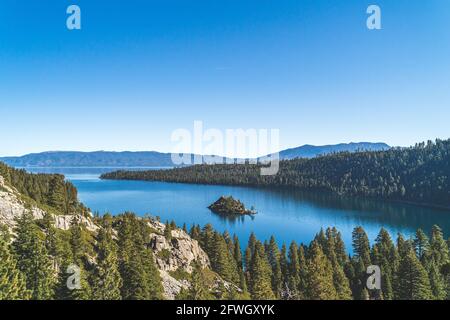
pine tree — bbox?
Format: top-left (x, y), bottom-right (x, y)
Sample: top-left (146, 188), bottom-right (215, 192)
top-left (65, 217), bottom-right (93, 300)
top-left (13, 212), bottom-right (56, 300)
top-left (397, 233), bottom-right (412, 259)
top-left (396, 249), bottom-right (433, 300)
top-left (177, 262), bottom-right (213, 300)
top-left (332, 227), bottom-right (348, 266)
top-left (189, 224), bottom-right (201, 240)
top-left (372, 228), bottom-right (398, 300)
top-left (0, 227), bottom-right (30, 300)
top-left (209, 232), bottom-right (239, 284)
top-left (200, 224), bottom-right (215, 254)
top-left (304, 241), bottom-right (338, 300)
top-left (287, 241), bottom-right (301, 299)
top-left (352, 227), bottom-right (371, 267)
top-left (248, 242), bottom-right (275, 300)
top-left (413, 229), bottom-right (430, 263)
top-left (117, 213), bottom-right (162, 300)
top-left (164, 221), bottom-right (172, 241)
top-left (429, 225), bottom-right (449, 268)
top-left (428, 261), bottom-right (446, 300)
top-left (349, 257), bottom-right (368, 300)
top-left (325, 229), bottom-right (352, 300)
top-left (232, 235), bottom-right (247, 291)
top-left (92, 215), bottom-right (122, 300)
top-left (141, 242), bottom-right (164, 300)
top-left (266, 236), bottom-right (282, 298)
top-left (48, 176), bottom-right (66, 213)
top-left (297, 245), bottom-right (308, 298)
top-left (247, 233), bottom-right (257, 256)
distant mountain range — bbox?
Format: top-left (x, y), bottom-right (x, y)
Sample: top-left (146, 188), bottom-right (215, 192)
top-left (0, 142), bottom-right (390, 167)
top-left (278, 142), bottom-right (390, 159)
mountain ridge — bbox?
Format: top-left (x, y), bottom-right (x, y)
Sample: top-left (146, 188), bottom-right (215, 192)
top-left (0, 142), bottom-right (390, 167)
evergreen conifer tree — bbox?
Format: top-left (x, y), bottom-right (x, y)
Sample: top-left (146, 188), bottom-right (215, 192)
top-left (92, 215), bottom-right (122, 300)
top-left (396, 249), bottom-right (433, 300)
top-left (13, 212), bottom-right (56, 300)
top-left (0, 228), bottom-right (30, 300)
top-left (304, 241), bottom-right (337, 300)
top-left (248, 241), bottom-right (275, 300)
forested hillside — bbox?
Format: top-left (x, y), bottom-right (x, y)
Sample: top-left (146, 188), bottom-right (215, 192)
top-left (102, 139), bottom-right (450, 208)
top-left (189, 223), bottom-right (450, 300)
top-left (0, 162), bottom-right (86, 215)
top-left (1, 210), bottom-right (450, 300)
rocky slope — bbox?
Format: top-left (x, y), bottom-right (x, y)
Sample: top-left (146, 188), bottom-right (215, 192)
top-left (0, 175), bottom-right (97, 232)
top-left (146, 219), bottom-right (211, 299)
top-left (0, 173), bottom-right (226, 300)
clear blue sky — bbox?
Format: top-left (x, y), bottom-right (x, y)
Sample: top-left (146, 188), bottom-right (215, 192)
top-left (1, 0), bottom-right (449, 156)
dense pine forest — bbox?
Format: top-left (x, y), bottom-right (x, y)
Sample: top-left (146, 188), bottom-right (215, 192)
top-left (101, 139), bottom-right (450, 208)
top-left (1, 210), bottom-right (450, 300)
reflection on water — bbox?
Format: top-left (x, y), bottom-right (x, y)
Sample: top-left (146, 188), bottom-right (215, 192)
top-left (22, 167), bottom-right (450, 252)
top-left (265, 188), bottom-right (450, 233)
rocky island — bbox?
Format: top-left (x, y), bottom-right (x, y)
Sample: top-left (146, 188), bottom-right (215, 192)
top-left (208, 196), bottom-right (257, 216)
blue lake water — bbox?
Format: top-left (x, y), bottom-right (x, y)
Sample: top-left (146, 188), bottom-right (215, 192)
top-left (23, 167), bottom-right (450, 252)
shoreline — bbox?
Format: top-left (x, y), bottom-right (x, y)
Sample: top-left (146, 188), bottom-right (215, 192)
top-left (99, 175), bottom-right (450, 213)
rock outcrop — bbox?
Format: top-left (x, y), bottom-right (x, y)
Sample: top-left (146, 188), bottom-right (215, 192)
top-left (147, 220), bottom-right (211, 299)
top-left (148, 220), bottom-right (210, 273)
top-left (0, 175), bottom-right (98, 232)
top-left (0, 175), bottom-right (46, 229)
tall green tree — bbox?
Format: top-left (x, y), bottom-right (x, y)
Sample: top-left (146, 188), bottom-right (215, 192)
top-left (92, 215), bottom-right (122, 300)
top-left (396, 249), bottom-right (433, 300)
top-left (266, 236), bottom-right (282, 298)
top-left (352, 227), bottom-right (371, 267)
top-left (325, 229), bottom-right (352, 300)
top-left (13, 212), bottom-right (56, 300)
top-left (117, 213), bottom-right (162, 300)
top-left (248, 242), bottom-right (275, 300)
top-left (287, 241), bottom-right (301, 299)
top-left (304, 241), bottom-right (337, 300)
top-left (177, 263), bottom-right (213, 300)
top-left (372, 228), bottom-right (398, 300)
top-left (429, 225), bottom-right (449, 268)
top-left (0, 227), bottom-right (30, 300)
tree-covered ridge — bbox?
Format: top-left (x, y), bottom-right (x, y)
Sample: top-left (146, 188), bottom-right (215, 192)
top-left (102, 139), bottom-right (450, 208)
top-left (2, 210), bottom-right (450, 300)
top-left (189, 223), bottom-right (450, 300)
top-left (0, 162), bottom-right (86, 215)
top-left (0, 212), bottom-right (164, 300)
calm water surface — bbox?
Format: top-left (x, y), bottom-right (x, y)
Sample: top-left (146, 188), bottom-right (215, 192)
top-left (24, 167), bottom-right (450, 252)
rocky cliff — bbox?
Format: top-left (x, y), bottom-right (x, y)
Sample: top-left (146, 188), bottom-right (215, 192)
top-left (145, 219), bottom-right (211, 299)
top-left (0, 175), bottom-right (97, 232)
top-left (0, 173), bottom-right (224, 300)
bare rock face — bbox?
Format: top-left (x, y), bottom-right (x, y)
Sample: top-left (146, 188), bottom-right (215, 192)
top-left (147, 220), bottom-right (210, 299)
top-left (148, 220), bottom-right (210, 273)
top-left (159, 270), bottom-right (190, 300)
top-left (54, 214), bottom-right (99, 232)
top-left (0, 175), bottom-right (46, 229)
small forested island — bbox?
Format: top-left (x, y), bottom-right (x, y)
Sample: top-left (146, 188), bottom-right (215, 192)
top-left (208, 196), bottom-right (256, 216)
